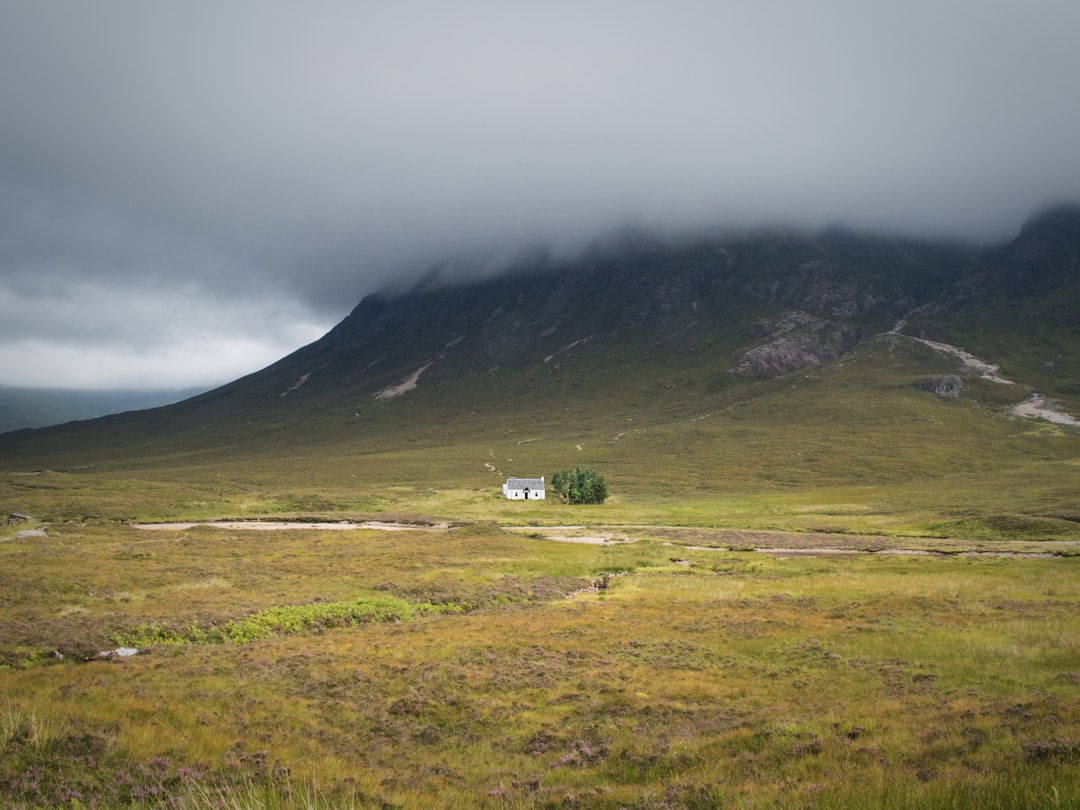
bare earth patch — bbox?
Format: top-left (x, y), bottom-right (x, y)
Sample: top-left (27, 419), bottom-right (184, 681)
top-left (543, 534), bottom-right (633, 545)
top-left (549, 525), bottom-right (1075, 558)
top-left (1010, 395), bottom-right (1080, 427)
top-left (889, 331), bottom-right (1079, 427)
top-left (134, 520), bottom-right (448, 532)
top-left (905, 336), bottom-right (1014, 384)
top-left (374, 362), bottom-right (435, 400)
top-left (506, 526), bottom-right (635, 545)
top-left (131, 521), bottom-right (1074, 556)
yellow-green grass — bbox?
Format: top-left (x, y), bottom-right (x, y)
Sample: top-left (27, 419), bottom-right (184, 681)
top-left (1, 521), bottom-right (1077, 808)
top-left (4, 428), bottom-right (1080, 540)
top-left (1, 320), bottom-right (1079, 805)
top-left (4, 334), bottom-right (1079, 538)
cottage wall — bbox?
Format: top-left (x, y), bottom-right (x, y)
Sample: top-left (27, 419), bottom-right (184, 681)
top-left (503, 477), bottom-right (546, 500)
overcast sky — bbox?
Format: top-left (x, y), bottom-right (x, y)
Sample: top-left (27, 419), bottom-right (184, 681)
top-left (2, 1), bottom-right (1079, 391)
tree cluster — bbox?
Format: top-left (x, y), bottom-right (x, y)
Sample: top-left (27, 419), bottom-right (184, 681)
top-left (550, 467), bottom-right (608, 504)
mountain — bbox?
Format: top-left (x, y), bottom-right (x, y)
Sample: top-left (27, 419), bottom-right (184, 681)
top-left (0, 225), bottom-right (973, 449)
top-left (904, 205), bottom-right (1080, 392)
top-left (1, 207), bottom-right (1078, 530)
top-left (0, 386), bottom-right (208, 434)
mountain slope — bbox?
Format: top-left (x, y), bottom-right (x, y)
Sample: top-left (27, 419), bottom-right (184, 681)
top-left (906, 204), bottom-right (1080, 396)
top-left (1, 209), bottom-right (1077, 531)
top-left (0, 227), bottom-right (974, 455)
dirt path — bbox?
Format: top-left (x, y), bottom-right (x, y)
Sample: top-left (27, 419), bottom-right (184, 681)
top-left (886, 327), bottom-right (1078, 427)
top-left (888, 324), bottom-right (1012, 384)
top-left (1009, 395), bottom-right (1080, 427)
top-left (907, 336), bottom-right (1013, 384)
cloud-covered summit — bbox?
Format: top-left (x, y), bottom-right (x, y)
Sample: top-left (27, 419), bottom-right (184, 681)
top-left (2, 2), bottom-right (1079, 389)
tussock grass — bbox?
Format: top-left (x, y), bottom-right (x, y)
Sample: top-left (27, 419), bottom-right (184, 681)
top-left (0, 704), bottom-right (68, 755)
top-left (1, 519), bottom-right (1077, 807)
top-left (1, 317), bottom-right (1078, 805)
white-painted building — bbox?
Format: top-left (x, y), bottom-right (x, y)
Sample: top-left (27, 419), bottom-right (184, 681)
top-left (503, 476), bottom-right (545, 500)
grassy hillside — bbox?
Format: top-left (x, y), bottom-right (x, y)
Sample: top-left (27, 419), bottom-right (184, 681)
top-left (4, 215), bottom-right (1075, 513)
top-left (1, 213), bottom-right (1078, 808)
top-left (3, 329), bottom-right (1077, 539)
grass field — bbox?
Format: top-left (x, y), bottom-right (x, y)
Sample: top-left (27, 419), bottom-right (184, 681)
top-left (2, 320), bottom-right (1079, 806)
top-left (1, 512), bottom-right (1078, 808)
top-left (5, 334), bottom-right (1079, 533)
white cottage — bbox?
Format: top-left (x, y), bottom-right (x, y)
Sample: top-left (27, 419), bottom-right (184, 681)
top-left (503, 476), bottom-right (545, 500)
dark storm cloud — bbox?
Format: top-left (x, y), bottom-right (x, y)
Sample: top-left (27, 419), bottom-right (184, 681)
top-left (1, 1), bottom-right (1079, 388)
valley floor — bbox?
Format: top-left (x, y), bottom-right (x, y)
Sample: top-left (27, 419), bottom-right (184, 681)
top-left (1, 520), bottom-right (1078, 808)
top-left (128, 517), bottom-right (1080, 558)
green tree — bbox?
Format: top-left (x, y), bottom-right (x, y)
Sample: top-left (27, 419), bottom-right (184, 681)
top-left (551, 467), bottom-right (608, 504)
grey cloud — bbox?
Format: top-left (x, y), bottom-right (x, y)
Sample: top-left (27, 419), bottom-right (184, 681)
top-left (0, 280), bottom-right (326, 389)
top-left (1, 1), bottom-right (1079, 388)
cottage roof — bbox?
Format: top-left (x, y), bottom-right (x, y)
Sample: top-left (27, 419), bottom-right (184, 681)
top-left (506, 477), bottom-right (545, 490)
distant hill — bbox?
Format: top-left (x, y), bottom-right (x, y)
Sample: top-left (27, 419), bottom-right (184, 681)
top-left (0, 386), bottom-right (208, 434)
top-left (1, 206), bottom-right (1077, 524)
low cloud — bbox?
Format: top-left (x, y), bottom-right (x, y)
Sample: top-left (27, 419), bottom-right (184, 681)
top-left (1, 2), bottom-right (1078, 389)
top-left (0, 281), bottom-right (327, 390)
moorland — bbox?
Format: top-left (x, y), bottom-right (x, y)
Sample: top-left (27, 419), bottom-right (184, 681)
top-left (1, 208), bottom-right (1078, 808)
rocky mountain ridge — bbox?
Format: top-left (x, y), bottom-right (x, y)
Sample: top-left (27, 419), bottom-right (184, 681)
top-left (265, 207), bottom-right (1078, 405)
top-left (268, 224), bottom-right (974, 399)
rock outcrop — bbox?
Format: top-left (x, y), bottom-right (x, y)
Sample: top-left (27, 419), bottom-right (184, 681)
top-left (913, 376), bottom-right (965, 398)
